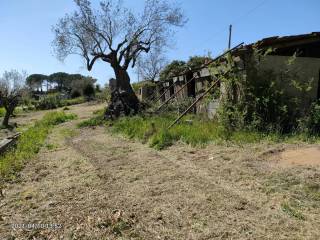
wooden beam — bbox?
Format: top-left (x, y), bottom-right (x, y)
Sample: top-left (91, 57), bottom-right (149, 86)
top-left (0, 133), bottom-right (20, 155)
top-left (167, 79), bottom-right (219, 129)
top-left (156, 75), bottom-right (196, 112)
top-left (152, 82), bottom-right (176, 103)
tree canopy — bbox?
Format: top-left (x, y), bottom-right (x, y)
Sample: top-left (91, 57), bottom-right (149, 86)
top-left (159, 60), bottom-right (187, 81)
top-left (26, 72), bottom-right (96, 95)
top-left (159, 56), bottom-right (213, 81)
top-left (0, 70), bottom-right (27, 126)
top-left (52, 0), bottom-right (186, 116)
top-left (52, 0), bottom-right (186, 72)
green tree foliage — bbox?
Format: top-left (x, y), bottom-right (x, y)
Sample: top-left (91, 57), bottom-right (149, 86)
top-left (95, 84), bottom-right (101, 92)
top-left (83, 84), bottom-right (95, 99)
top-left (26, 74), bottom-right (48, 92)
top-left (27, 72), bottom-right (97, 97)
top-left (210, 48), bottom-right (317, 133)
top-left (0, 70), bottom-right (27, 127)
top-left (49, 72), bottom-right (70, 91)
top-left (159, 56), bottom-right (212, 81)
top-left (186, 56), bottom-right (212, 69)
top-left (159, 60), bottom-right (187, 81)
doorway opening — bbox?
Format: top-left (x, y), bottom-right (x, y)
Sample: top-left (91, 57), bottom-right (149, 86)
top-left (318, 70), bottom-right (320, 99)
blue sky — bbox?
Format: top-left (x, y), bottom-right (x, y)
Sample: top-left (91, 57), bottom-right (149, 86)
top-left (0, 0), bottom-right (319, 86)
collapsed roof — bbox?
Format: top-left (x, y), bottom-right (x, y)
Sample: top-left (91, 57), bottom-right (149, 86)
top-left (238, 32), bottom-right (320, 57)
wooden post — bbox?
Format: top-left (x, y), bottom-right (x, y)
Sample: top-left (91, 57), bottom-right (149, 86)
top-left (228, 25), bottom-right (232, 50)
top-left (156, 75), bottom-right (196, 112)
top-left (152, 82), bottom-right (176, 103)
top-left (167, 79), bottom-right (219, 129)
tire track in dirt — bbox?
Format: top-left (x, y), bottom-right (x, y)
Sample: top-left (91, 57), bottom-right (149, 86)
top-left (69, 127), bottom-right (318, 240)
top-left (1, 103), bottom-right (319, 239)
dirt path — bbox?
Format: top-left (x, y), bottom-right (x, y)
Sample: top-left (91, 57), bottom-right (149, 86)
top-left (1, 104), bottom-right (320, 239)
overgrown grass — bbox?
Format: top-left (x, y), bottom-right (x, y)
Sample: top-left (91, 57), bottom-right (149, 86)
top-left (0, 111), bottom-right (77, 182)
top-left (61, 97), bottom-right (86, 106)
top-left (77, 114), bottom-right (105, 128)
top-left (78, 112), bottom-right (320, 150)
top-left (110, 114), bottom-right (281, 149)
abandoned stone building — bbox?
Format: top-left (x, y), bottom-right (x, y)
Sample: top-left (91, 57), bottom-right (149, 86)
top-left (234, 32), bottom-right (320, 111)
top-left (136, 32), bottom-right (320, 117)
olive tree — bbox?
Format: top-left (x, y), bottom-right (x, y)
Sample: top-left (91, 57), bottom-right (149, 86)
top-left (0, 70), bottom-right (27, 127)
top-left (52, 0), bottom-right (186, 116)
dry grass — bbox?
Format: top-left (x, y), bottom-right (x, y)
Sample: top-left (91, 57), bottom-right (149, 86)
top-left (1, 104), bottom-right (320, 239)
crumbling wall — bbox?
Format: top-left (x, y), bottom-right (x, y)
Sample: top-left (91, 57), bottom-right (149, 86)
top-left (258, 55), bottom-right (320, 110)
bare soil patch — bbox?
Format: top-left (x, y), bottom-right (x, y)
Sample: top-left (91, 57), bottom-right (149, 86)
top-left (278, 146), bottom-right (320, 167)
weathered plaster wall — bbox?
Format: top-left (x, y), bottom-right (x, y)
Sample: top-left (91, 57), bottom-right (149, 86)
top-left (258, 55), bottom-right (320, 109)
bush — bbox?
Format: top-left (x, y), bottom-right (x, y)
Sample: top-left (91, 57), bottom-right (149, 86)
top-left (308, 101), bottom-right (320, 134)
top-left (35, 94), bottom-right (62, 110)
top-left (96, 90), bottom-right (110, 103)
top-left (83, 83), bottom-right (95, 100)
top-left (299, 100), bottom-right (320, 135)
top-left (210, 50), bottom-right (315, 133)
top-left (0, 107), bottom-right (5, 117)
top-left (71, 89), bottom-right (82, 98)
top-left (35, 95), bottom-right (85, 110)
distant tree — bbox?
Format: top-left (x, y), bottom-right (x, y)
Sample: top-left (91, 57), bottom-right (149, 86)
top-left (136, 48), bottom-right (168, 82)
top-left (159, 60), bottom-right (187, 81)
top-left (26, 74), bottom-right (47, 92)
top-left (83, 83), bottom-right (95, 100)
top-left (186, 56), bottom-right (212, 69)
top-left (95, 84), bottom-right (101, 92)
top-left (0, 70), bottom-right (27, 127)
top-left (49, 72), bottom-right (70, 91)
top-left (70, 75), bottom-right (97, 96)
top-left (52, 0), bottom-right (186, 116)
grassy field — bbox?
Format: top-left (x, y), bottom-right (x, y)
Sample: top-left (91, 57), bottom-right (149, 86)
top-left (0, 103), bottom-right (319, 239)
top-left (0, 111), bottom-right (77, 182)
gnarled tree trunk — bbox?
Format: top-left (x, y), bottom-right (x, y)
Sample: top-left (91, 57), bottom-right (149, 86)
top-left (105, 65), bottom-right (140, 119)
top-left (2, 107), bottom-right (13, 127)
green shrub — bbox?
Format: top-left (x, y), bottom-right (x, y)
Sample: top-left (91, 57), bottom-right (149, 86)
top-left (0, 111), bottom-right (77, 181)
top-left (301, 101), bottom-right (320, 135)
top-left (210, 50), bottom-right (315, 134)
top-left (35, 94), bottom-right (62, 110)
top-left (95, 87), bottom-right (111, 103)
top-left (0, 107), bottom-right (5, 117)
top-left (71, 89), bottom-right (82, 98)
top-left (83, 83), bottom-right (95, 100)
top-left (35, 95), bottom-right (85, 110)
